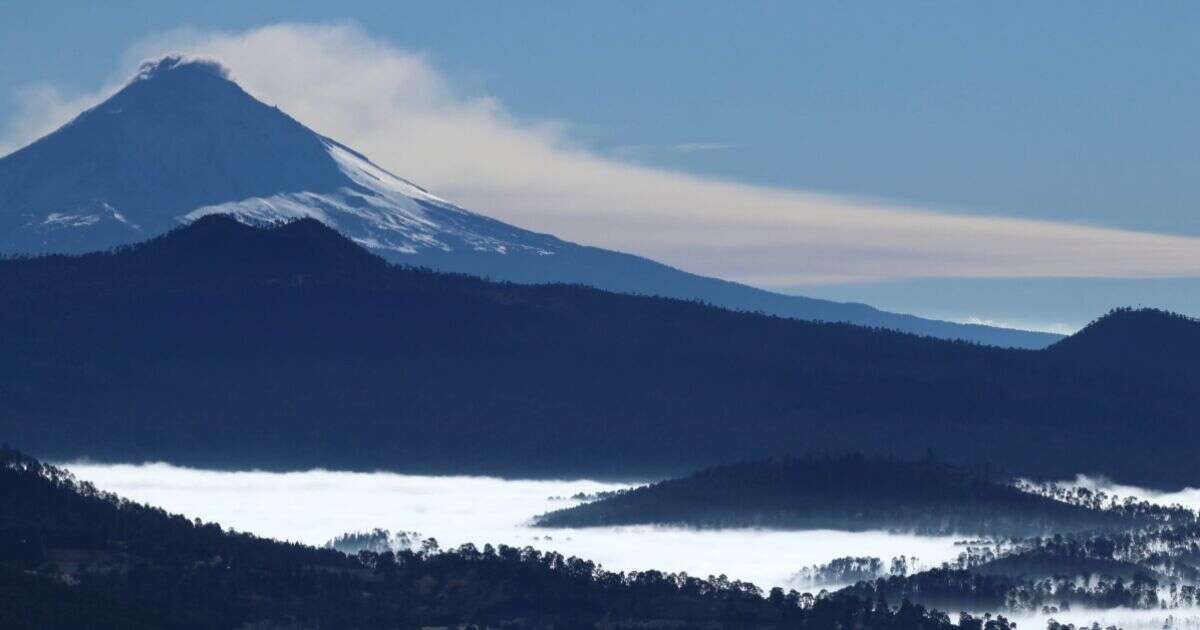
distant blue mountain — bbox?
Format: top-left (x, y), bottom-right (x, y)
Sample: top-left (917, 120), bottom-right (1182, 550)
top-left (0, 55), bottom-right (1059, 348)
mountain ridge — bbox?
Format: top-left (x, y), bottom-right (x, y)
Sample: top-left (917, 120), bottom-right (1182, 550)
top-left (0, 216), bottom-right (1195, 487)
top-left (0, 55), bottom-right (1059, 348)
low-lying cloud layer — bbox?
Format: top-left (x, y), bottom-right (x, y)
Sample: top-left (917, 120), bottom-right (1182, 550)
top-left (63, 462), bottom-right (963, 590)
top-left (6, 22), bottom-right (1200, 286)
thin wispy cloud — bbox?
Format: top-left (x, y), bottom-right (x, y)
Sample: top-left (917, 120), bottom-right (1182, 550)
top-left (612, 142), bottom-right (745, 158)
top-left (4, 22), bottom-right (1200, 286)
top-left (0, 84), bottom-right (102, 158)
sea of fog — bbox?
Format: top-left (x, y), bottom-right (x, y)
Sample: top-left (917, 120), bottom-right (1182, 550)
top-left (64, 462), bottom-right (963, 590)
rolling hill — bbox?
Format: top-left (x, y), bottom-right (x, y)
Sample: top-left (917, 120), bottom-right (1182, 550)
top-left (533, 455), bottom-right (1148, 537)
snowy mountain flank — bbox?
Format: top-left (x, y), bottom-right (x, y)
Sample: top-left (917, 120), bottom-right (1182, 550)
top-left (0, 56), bottom-right (1059, 348)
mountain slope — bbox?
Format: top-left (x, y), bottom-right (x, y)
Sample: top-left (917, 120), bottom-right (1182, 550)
top-left (0, 216), bottom-right (1194, 487)
top-left (0, 55), bottom-right (1058, 348)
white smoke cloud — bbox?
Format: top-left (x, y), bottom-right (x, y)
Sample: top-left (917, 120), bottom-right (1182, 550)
top-left (5, 22), bottom-right (1200, 286)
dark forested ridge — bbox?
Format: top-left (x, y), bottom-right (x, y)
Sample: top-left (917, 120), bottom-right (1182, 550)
top-left (1045, 306), bottom-right (1200, 370)
top-left (0, 216), bottom-right (1196, 486)
top-left (0, 447), bottom-right (1011, 630)
top-left (533, 456), bottom-right (1152, 536)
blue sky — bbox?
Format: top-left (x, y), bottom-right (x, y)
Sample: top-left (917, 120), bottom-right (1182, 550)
top-left (3, 1), bottom-right (1199, 331)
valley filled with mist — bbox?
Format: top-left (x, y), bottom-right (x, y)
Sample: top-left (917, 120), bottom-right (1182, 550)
top-left (60, 461), bottom-right (965, 591)
top-left (34, 457), bottom-right (1200, 630)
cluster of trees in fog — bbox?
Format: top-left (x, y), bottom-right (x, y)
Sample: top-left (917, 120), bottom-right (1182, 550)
top-left (570, 489), bottom-right (628, 502)
top-left (945, 517), bottom-right (1200, 579)
top-left (840, 567), bottom-right (1166, 613)
top-left (824, 501), bottom-right (1200, 617)
top-left (1014, 479), bottom-right (1196, 524)
top-left (324, 527), bottom-right (425, 555)
top-left (1045, 622), bottom-right (1119, 630)
top-left (791, 555), bottom-right (923, 588)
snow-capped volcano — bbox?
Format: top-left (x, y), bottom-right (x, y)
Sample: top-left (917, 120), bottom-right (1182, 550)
top-left (0, 56), bottom-right (565, 260)
top-left (0, 56), bottom-right (1060, 348)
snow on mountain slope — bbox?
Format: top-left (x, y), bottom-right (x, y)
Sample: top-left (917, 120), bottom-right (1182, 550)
top-left (184, 139), bottom-right (560, 258)
top-left (0, 55), bottom-right (1061, 348)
